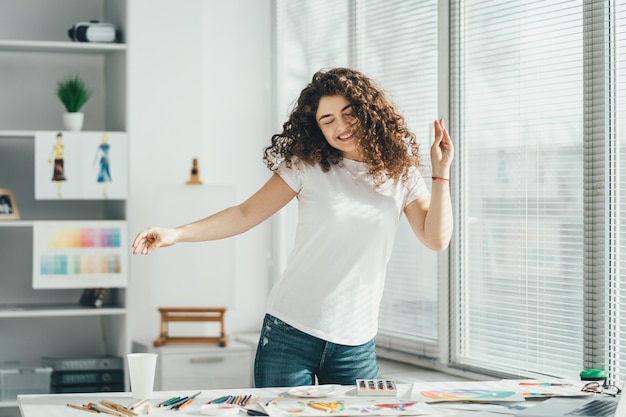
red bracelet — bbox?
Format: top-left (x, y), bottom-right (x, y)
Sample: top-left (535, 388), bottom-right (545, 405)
top-left (432, 176), bottom-right (450, 182)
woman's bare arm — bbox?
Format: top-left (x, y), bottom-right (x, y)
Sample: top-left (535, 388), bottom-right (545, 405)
top-left (132, 173), bottom-right (297, 254)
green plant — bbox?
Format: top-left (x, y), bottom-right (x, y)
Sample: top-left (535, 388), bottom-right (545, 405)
top-left (56, 75), bottom-right (92, 113)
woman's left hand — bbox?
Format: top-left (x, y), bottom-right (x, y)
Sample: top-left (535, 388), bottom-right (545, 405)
top-left (431, 118), bottom-right (454, 178)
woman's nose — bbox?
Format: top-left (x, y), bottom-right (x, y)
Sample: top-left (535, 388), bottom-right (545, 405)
top-left (337, 116), bottom-right (353, 130)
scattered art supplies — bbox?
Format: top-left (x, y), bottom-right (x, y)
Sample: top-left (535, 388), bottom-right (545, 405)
top-left (67, 398), bottom-right (156, 416)
top-left (203, 394), bottom-right (266, 416)
top-left (262, 396), bottom-right (438, 417)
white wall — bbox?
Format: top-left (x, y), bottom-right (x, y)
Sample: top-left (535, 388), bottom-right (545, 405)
top-left (127, 0), bottom-right (273, 346)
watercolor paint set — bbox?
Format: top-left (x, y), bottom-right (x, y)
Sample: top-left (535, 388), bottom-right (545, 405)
top-left (356, 379), bottom-right (398, 396)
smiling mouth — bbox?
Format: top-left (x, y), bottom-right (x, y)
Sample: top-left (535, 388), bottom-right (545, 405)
top-left (338, 131), bottom-right (354, 141)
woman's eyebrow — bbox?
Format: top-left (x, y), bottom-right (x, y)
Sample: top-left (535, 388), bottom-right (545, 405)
top-left (318, 104), bottom-right (353, 122)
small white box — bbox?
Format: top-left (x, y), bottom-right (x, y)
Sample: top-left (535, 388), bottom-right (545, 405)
top-left (0, 364), bottom-right (52, 401)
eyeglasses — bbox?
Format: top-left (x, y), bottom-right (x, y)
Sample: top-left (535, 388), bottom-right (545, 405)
top-left (581, 381), bottom-right (622, 397)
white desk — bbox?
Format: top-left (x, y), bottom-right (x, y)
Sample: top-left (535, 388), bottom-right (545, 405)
top-left (17, 384), bottom-right (525, 417)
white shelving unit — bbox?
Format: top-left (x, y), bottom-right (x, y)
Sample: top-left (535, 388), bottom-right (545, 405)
top-left (0, 0), bottom-right (128, 411)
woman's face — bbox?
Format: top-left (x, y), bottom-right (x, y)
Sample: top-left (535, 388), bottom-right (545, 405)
top-left (316, 95), bottom-right (362, 161)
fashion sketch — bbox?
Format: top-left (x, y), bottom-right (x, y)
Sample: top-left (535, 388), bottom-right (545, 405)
top-left (48, 132), bottom-right (66, 197)
top-left (94, 133), bottom-right (112, 198)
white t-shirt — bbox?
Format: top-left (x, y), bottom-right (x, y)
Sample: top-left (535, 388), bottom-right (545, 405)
top-left (266, 158), bottom-right (430, 345)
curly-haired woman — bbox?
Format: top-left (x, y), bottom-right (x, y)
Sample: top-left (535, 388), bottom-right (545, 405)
top-left (132, 68), bottom-right (454, 388)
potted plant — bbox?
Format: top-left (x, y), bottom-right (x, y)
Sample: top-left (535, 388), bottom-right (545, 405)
top-left (56, 75), bottom-right (92, 131)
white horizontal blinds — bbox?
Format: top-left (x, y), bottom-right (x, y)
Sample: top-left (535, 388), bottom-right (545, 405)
top-left (455, 0), bottom-right (585, 376)
top-left (615, 0), bottom-right (626, 383)
top-left (582, 0), bottom-right (609, 377)
top-left (355, 1), bottom-right (441, 355)
top-left (277, 0), bottom-right (351, 121)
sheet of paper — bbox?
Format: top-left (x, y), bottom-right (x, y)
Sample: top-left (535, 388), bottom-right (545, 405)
top-left (262, 397), bottom-right (446, 416)
top-left (410, 381), bottom-right (526, 403)
top-left (499, 379), bottom-right (591, 398)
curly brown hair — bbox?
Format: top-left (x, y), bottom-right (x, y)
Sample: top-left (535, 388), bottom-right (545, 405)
top-left (263, 68), bottom-right (422, 187)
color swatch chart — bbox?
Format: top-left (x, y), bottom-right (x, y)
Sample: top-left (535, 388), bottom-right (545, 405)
top-left (33, 221), bottom-right (128, 289)
top-left (40, 254), bottom-right (121, 275)
top-left (47, 227), bottom-right (122, 248)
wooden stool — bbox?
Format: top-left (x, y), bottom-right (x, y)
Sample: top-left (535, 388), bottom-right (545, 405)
top-left (153, 307), bottom-right (228, 347)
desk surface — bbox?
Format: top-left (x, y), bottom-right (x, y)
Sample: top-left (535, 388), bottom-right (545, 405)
top-left (18, 384), bottom-right (522, 417)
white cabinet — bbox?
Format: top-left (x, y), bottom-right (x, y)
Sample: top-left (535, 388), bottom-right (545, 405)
top-left (0, 0), bottom-right (128, 410)
top-left (132, 341), bottom-right (254, 390)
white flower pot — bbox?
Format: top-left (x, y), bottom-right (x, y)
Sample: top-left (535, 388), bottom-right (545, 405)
top-left (63, 112), bottom-right (84, 131)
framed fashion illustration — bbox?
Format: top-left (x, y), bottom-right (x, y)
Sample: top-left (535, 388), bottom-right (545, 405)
top-left (0, 188), bottom-right (20, 220)
top-left (34, 131), bottom-right (128, 200)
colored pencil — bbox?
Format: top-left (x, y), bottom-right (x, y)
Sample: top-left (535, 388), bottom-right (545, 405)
top-left (173, 392), bottom-right (201, 411)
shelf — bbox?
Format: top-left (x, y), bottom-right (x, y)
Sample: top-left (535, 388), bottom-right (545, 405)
top-left (0, 221), bottom-right (34, 227)
top-left (0, 304), bottom-right (126, 318)
top-left (0, 400), bottom-right (18, 408)
top-left (0, 40), bottom-right (126, 54)
top-left (0, 131), bottom-right (127, 139)
top-left (0, 131), bottom-right (35, 139)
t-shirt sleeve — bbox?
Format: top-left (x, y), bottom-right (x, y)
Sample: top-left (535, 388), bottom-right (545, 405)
top-left (277, 161), bottom-right (305, 193)
top-left (405, 167), bottom-right (431, 207)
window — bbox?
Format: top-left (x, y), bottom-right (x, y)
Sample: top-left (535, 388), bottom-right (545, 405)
top-left (274, 0), bottom-right (626, 383)
top-left (614, 0), bottom-right (626, 383)
top-left (451, 0), bottom-right (585, 378)
top-left (452, 0), bottom-right (626, 382)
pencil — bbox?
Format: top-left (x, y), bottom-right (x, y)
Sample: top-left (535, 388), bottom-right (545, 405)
top-left (173, 392), bottom-right (201, 411)
top-left (168, 397), bottom-right (189, 409)
top-left (100, 400), bottom-right (138, 416)
top-left (128, 398), bottom-right (149, 411)
top-left (159, 397), bottom-right (180, 407)
top-left (207, 395), bottom-right (229, 404)
top-left (176, 399), bottom-right (192, 411)
top-left (91, 403), bottom-right (125, 417)
top-left (67, 404), bottom-right (99, 414)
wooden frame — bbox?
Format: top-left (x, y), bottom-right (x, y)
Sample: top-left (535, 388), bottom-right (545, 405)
top-left (0, 188), bottom-right (20, 220)
top-left (153, 307), bottom-right (228, 347)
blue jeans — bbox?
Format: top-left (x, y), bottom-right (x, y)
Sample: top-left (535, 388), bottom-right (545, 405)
top-left (254, 314), bottom-right (380, 387)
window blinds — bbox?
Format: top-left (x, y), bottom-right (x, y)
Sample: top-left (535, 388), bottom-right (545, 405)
top-left (615, 0), bottom-right (626, 383)
top-left (451, 0), bottom-right (586, 377)
top-left (359, 1), bottom-right (441, 358)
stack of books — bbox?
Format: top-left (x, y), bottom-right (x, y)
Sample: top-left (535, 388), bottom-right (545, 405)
top-left (42, 355), bottom-right (125, 394)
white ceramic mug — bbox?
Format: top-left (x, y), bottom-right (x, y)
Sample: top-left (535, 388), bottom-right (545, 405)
top-left (127, 353), bottom-right (157, 399)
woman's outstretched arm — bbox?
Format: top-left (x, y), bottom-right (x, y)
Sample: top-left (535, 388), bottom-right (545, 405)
top-left (132, 173), bottom-right (297, 255)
